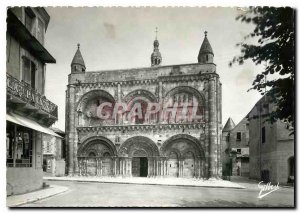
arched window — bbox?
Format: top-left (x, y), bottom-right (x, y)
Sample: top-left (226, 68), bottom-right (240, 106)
top-left (206, 55), bottom-right (208, 61)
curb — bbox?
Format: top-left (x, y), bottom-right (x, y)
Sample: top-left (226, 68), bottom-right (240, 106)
top-left (7, 185), bottom-right (69, 207)
top-left (44, 177), bottom-right (246, 189)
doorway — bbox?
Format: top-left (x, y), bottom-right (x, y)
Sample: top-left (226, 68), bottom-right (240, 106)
top-left (132, 157), bottom-right (148, 177)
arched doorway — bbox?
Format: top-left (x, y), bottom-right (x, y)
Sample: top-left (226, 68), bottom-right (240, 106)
top-left (161, 134), bottom-right (205, 178)
top-left (119, 136), bottom-right (159, 177)
top-left (78, 136), bottom-right (117, 176)
top-left (132, 150), bottom-right (148, 177)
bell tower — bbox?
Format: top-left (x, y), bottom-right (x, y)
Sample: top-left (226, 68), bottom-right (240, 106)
top-left (151, 27), bottom-right (162, 67)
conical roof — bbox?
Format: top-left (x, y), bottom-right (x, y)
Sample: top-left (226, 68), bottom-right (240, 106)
top-left (199, 32), bottom-right (214, 56)
top-left (223, 117), bottom-right (236, 132)
top-left (71, 44), bottom-right (86, 68)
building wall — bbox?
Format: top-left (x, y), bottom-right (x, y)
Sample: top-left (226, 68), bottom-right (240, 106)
top-left (248, 96), bottom-right (294, 184)
top-left (6, 7), bottom-right (56, 195)
top-left (66, 63), bottom-right (222, 178)
top-left (222, 117), bottom-right (249, 177)
top-left (43, 134), bottom-right (65, 176)
top-left (6, 168), bottom-right (43, 196)
top-left (7, 7), bottom-right (47, 95)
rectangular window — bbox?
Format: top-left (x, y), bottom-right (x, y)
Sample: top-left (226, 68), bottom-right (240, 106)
top-left (236, 132), bottom-right (241, 141)
top-left (237, 149), bottom-right (241, 154)
top-left (22, 57), bottom-right (31, 85)
top-left (22, 57), bottom-right (36, 89)
top-left (262, 127), bottom-right (266, 143)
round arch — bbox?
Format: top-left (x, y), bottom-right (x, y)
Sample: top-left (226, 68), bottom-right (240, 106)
top-left (77, 136), bottom-right (117, 157)
top-left (123, 89), bottom-right (157, 103)
top-left (160, 134), bottom-right (205, 158)
top-left (76, 89), bottom-right (115, 112)
top-left (163, 86), bottom-right (205, 106)
top-left (119, 136), bottom-right (160, 157)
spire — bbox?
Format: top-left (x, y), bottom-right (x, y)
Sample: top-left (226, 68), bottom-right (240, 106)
top-left (223, 117), bottom-right (236, 132)
top-left (71, 43), bottom-right (86, 73)
top-left (151, 27), bottom-right (162, 67)
top-left (198, 31), bottom-right (214, 63)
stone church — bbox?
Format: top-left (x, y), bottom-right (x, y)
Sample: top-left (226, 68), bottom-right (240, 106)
top-left (65, 31), bottom-right (222, 178)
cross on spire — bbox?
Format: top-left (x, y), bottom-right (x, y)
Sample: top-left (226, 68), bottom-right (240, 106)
top-left (155, 27), bottom-right (158, 39)
top-left (204, 31), bottom-right (207, 37)
top-left (77, 43), bottom-right (80, 49)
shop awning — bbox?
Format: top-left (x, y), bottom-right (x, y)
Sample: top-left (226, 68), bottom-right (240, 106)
top-left (6, 112), bottom-right (62, 138)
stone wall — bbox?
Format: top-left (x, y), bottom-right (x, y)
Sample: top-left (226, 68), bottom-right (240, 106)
top-left (65, 62), bottom-right (222, 178)
top-left (248, 96), bottom-right (294, 184)
top-left (7, 168), bottom-right (43, 196)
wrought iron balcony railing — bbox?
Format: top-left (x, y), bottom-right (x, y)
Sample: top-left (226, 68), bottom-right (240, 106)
top-left (6, 73), bottom-right (58, 119)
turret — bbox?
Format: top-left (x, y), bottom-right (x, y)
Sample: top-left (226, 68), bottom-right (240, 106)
top-left (198, 31), bottom-right (214, 63)
top-left (71, 43), bottom-right (86, 73)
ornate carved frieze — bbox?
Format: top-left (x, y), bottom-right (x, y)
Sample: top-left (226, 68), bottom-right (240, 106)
top-left (77, 123), bottom-right (206, 134)
top-left (70, 73), bottom-right (218, 90)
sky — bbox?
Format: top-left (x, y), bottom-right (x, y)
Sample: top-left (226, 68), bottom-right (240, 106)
top-left (43, 7), bottom-right (263, 131)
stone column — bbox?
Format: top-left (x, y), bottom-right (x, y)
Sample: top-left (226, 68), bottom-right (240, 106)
top-left (85, 158), bottom-right (88, 176)
top-left (119, 158), bottom-right (122, 176)
top-left (114, 158), bottom-right (117, 176)
top-left (161, 159), bottom-right (165, 176)
top-left (160, 159), bottom-right (163, 176)
top-left (123, 159), bottom-right (126, 176)
top-left (151, 158), bottom-right (154, 177)
top-left (78, 159), bottom-right (81, 176)
top-left (66, 85), bottom-right (76, 175)
top-left (165, 160), bottom-right (168, 176)
top-left (96, 158), bottom-right (98, 176)
top-left (156, 159), bottom-right (159, 176)
top-left (158, 81), bottom-right (163, 123)
top-left (147, 158), bottom-right (151, 177)
top-left (208, 77), bottom-right (217, 178)
top-left (178, 159), bottom-right (181, 177)
top-left (128, 158), bottom-right (132, 177)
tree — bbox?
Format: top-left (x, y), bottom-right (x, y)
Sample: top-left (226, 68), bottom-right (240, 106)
top-left (230, 7), bottom-right (295, 130)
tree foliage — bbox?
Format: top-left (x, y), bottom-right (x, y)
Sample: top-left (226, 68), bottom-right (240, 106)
top-left (230, 7), bottom-right (295, 130)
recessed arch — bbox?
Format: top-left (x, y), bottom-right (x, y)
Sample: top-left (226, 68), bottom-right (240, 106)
top-left (119, 136), bottom-right (159, 157)
top-left (123, 89), bottom-right (157, 103)
top-left (76, 89), bottom-right (115, 112)
top-left (164, 86), bottom-right (205, 106)
top-left (77, 136), bottom-right (117, 157)
top-left (160, 134), bottom-right (205, 158)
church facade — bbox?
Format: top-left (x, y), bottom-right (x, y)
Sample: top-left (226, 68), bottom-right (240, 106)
top-left (65, 32), bottom-right (222, 178)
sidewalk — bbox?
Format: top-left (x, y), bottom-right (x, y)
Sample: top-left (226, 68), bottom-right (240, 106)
top-left (7, 185), bottom-right (68, 207)
top-left (44, 176), bottom-right (245, 189)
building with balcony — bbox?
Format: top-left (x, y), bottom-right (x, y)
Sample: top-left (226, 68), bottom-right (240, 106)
top-left (6, 7), bottom-right (60, 195)
top-left (248, 95), bottom-right (294, 184)
top-left (65, 32), bottom-right (222, 178)
top-left (221, 117), bottom-right (249, 178)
